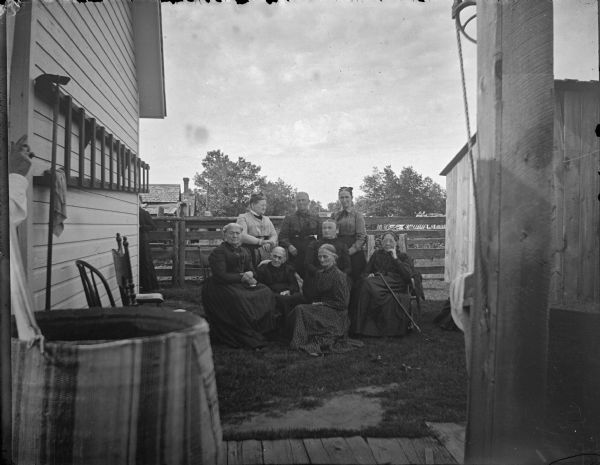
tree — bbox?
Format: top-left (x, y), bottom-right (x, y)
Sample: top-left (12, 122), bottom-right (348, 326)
top-left (308, 200), bottom-right (324, 215)
top-left (194, 150), bottom-right (265, 216)
top-left (360, 165), bottom-right (445, 216)
top-left (260, 178), bottom-right (296, 216)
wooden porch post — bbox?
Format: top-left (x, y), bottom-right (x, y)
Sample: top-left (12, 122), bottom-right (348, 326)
top-left (0, 8), bottom-right (11, 463)
top-left (466, 1), bottom-right (554, 464)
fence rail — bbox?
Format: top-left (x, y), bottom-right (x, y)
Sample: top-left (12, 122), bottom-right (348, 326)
top-left (147, 215), bottom-right (446, 285)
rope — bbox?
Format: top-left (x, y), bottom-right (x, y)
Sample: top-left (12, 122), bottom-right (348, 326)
top-left (454, 4), bottom-right (490, 315)
top-left (561, 148), bottom-right (600, 163)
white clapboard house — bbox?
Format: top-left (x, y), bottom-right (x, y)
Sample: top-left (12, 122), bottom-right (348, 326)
top-left (8, 0), bottom-right (166, 309)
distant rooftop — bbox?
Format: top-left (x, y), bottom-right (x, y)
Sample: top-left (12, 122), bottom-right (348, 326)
top-left (139, 184), bottom-right (180, 203)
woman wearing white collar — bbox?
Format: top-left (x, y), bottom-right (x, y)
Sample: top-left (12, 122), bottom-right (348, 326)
top-left (237, 192), bottom-right (278, 268)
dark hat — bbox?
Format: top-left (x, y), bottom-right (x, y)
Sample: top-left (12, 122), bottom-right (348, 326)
top-left (249, 192), bottom-right (266, 204)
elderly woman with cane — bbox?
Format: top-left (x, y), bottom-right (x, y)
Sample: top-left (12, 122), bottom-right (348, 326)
top-left (351, 231), bottom-right (415, 337)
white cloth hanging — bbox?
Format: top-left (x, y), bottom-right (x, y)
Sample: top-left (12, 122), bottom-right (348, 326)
top-left (9, 173), bottom-right (43, 342)
top-left (450, 271), bottom-right (473, 374)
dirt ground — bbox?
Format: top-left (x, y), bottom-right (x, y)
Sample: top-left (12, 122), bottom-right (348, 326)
top-left (222, 384), bottom-right (400, 437)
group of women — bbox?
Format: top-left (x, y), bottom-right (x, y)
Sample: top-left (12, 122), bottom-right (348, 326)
top-left (201, 187), bottom-right (418, 355)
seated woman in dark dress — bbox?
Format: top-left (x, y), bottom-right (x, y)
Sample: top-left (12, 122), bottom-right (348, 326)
top-left (256, 246), bottom-right (304, 320)
top-left (201, 223), bottom-right (277, 349)
top-left (303, 219), bottom-right (351, 300)
top-left (351, 231), bottom-right (413, 337)
top-left (287, 244), bottom-right (361, 356)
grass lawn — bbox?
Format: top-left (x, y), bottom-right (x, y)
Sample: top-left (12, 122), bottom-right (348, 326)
top-left (160, 285), bottom-right (467, 440)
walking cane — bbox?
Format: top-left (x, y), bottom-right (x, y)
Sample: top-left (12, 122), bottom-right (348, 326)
top-left (377, 273), bottom-right (422, 334)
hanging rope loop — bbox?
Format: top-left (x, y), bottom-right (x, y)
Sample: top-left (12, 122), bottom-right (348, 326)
top-left (453, 0), bottom-right (490, 318)
top-left (452, 0), bottom-right (477, 44)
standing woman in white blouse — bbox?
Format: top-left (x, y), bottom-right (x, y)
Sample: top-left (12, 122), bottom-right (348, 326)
top-left (237, 192), bottom-right (278, 268)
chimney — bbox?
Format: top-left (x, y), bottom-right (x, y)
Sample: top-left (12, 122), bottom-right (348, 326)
top-left (183, 177), bottom-right (190, 193)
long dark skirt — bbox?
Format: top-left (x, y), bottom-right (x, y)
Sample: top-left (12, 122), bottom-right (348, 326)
top-left (349, 251), bottom-right (367, 283)
top-left (201, 280), bottom-right (277, 349)
top-left (286, 304), bottom-right (352, 354)
top-left (351, 274), bottom-right (411, 337)
top-left (139, 232), bottom-right (158, 291)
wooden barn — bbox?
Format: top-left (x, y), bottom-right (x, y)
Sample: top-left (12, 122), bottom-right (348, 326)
top-left (8, 0), bottom-right (166, 309)
top-left (442, 80), bottom-right (599, 310)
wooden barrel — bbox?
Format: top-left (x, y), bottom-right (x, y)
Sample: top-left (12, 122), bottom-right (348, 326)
top-left (11, 307), bottom-right (223, 465)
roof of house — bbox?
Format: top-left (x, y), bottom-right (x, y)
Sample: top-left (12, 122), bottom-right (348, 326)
top-left (139, 184), bottom-right (181, 203)
top-left (440, 133), bottom-right (477, 176)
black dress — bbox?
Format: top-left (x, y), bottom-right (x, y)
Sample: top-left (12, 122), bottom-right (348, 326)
top-left (303, 238), bottom-right (352, 301)
top-left (278, 211), bottom-right (320, 278)
top-left (351, 249), bottom-right (413, 337)
top-left (139, 207), bottom-right (158, 291)
top-left (201, 242), bottom-right (277, 348)
top-left (286, 265), bottom-right (353, 355)
top-left (256, 262), bottom-right (305, 319)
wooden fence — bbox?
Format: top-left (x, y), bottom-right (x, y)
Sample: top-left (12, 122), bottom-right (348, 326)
top-left (147, 215), bottom-right (445, 286)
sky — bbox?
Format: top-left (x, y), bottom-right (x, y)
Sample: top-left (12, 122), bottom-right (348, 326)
top-left (139, 0), bottom-right (598, 206)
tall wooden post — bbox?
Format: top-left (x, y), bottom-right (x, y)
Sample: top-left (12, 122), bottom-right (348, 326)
top-left (466, 1), bottom-right (554, 464)
top-left (0, 8), bottom-right (12, 463)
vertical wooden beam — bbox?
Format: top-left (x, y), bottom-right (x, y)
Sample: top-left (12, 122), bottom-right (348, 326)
top-left (135, 156), bottom-right (140, 192)
top-left (45, 83), bottom-right (62, 311)
top-left (108, 134), bottom-right (114, 189)
top-left (99, 126), bottom-right (106, 188)
top-left (0, 9), bottom-right (11, 463)
top-left (78, 108), bottom-right (85, 187)
top-left (120, 144), bottom-right (126, 190)
top-left (466, 1), bottom-right (554, 464)
top-left (178, 217), bottom-right (186, 285)
top-left (63, 95), bottom-right (72, 179)
top-left (89, 118), bottom-right (96, 187)
top-left (115, 140), bottom-right (121, 191)
top-left (126, 149), bottom-right (131, 191)
top-left (8, 0), bottom-right (35, 287)
top-left (172, 219), bottom-right (180, 286)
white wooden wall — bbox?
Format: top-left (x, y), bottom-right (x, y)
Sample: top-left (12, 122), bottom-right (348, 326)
top-left (26, 1), bottom-right (140, 310)
top-left (31, 189), bottom-right (139, 310)
top-left (444, 141), bottom-right (476, 283)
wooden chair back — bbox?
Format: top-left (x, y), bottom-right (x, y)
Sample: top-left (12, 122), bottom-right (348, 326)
top-left (75, 259), bottom-right (117, 308)
top-left (112, 233), bottom-right (136, 306)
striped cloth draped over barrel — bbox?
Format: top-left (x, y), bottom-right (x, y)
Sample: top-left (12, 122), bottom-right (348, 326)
top-left (11, 308), bottom-right (223, 465)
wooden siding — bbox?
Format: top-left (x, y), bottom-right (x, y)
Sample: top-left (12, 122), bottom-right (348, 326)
top-left (30, 1), bottom-right (138, 153)
top-left (30, 187), bottom-right (139, 310)
top-left (444, 140), bottom-right (476, 283)
top-left (443, 81), bottom-right (599, 310)
top-left (551, 83), bottom-right (600, 311)
top-left (25, 1), bottom-right (142, 309)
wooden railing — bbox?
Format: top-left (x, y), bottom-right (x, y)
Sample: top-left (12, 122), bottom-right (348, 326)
top-left (148, 215), bottom-right (445, 286)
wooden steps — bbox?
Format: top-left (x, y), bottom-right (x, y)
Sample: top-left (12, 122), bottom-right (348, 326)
top-left (222, 435), bottom-right (459, 464)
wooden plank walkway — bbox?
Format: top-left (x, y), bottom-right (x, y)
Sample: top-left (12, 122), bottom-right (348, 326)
top-left (426, 422), bottom-right (466, 465)
top-left (223, 436), bottom-right (459, 464)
